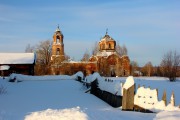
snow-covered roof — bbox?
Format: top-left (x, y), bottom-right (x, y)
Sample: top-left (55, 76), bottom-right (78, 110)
top-left (55, 25), bottom-right (61, 32)
top-left (0, 65), bottom-right (10, 70)
top-left (96, 51), bottom-right (117, 57)
top-left (0, 53), bottom-right (35, 64)
top-left (100, 34), bottom-right (115, 42)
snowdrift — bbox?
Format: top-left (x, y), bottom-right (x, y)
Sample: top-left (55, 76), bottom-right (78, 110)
top-left (8, 72), bottom-right (84, 82)
top-left (85, 72), bottom-right (124, 96)
top-left (25, 107), bottom-right (88, 120)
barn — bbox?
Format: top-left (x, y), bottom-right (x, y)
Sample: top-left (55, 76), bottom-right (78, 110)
top-left (0, 53), bottom-right (36, 76)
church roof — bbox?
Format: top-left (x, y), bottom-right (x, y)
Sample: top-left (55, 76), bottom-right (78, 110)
top-left (55, 25), bottom-right (63, 36)
top-left (100, 29), bottom-right (115, 42)
top-left (55, 27), bottom-right (60, 32)
top-left (0, 53), bottom-right (35, 64)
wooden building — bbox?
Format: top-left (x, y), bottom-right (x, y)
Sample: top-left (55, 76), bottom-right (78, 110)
top-left (0, 53), bottom-right (36, 76)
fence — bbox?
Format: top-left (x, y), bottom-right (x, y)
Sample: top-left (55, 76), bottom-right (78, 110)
top-left (89, 76), bottom-right (177, 113)
top-left (90, 79), bottom-right (122, 107)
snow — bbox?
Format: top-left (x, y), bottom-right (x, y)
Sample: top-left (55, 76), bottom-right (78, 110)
top-left (84, 72), bottom-right (102, 83)
top-left (25, 107), bottom-right (88, 120)
top-left (155, 111), bottom-right (180, 120)
top-left (71, 71), bottom-right (84, 80)
top-left (134, 87), bottom-right (158, 110)
top-left (0, 75), bottom-right (156, 120)
top-left (165, 103), bottom-right (180, 111)
top-left (96, 51), bottom-right (116, 57)
top-left (134, 85), bottom-right (179, 112)
top-left (0, 53), bottom-right (35, 64)
top-left (9, 73), bottom-right (73, 81)
top-left (0, 65), bottom-right (10, 70)
top-left (123, 76), bottom-right (134, 89)
top-left (98, 79), bottom-right (122, 96)
top-left (0, 74), bottom-right (180, 120)
top-left (110, 77), bottom-right (180, 106)
top-left (85, 73), bottom-right (123, 95)
top-left (153, 100), bottom-right (166, 111)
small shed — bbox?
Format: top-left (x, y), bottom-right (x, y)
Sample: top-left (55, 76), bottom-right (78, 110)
top-left (0, 53), bottom-right (36, 76)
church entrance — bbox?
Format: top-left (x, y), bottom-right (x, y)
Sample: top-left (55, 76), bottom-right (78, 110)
top-left (110, 65), bottom-right (116, 77)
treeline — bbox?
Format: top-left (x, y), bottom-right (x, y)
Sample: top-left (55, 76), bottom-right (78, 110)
top-left (130, 50), bottom-right (180, 81)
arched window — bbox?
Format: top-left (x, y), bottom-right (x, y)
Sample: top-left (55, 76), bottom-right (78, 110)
top-left (109, 43), bottom-right (111, 49)
top-left (56, 36), bottom-right (60, 43)
top-left (56, 48), bottom-right (60, 55)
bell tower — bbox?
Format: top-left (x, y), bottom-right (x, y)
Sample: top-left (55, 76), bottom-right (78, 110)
top-left (51, 25), bottom-right (65, 64)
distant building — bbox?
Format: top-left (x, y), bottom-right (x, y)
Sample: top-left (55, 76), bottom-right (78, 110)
top-left (50, 26), bottom-right (130, 77)
top-left (0, 53), bottom-right (36, 76)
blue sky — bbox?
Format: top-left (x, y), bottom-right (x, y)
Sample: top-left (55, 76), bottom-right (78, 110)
top-left (0, 0), bottom-right (179, 66)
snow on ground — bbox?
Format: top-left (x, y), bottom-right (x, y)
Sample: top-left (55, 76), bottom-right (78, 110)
top-left (25, 107), bottom-right (88, 120)
top-left (155, 110), bottom-right (180, 120)
top-left (9, 73), bottom-right (73, 81)
top-left (9, 72), bottom-right (83, 82)
top-left (0, 75), bottom-right (156, 120)
top-left (0, 75), bottom-right (180, 120)
top-left (85, 73), bottom-right (123, 96)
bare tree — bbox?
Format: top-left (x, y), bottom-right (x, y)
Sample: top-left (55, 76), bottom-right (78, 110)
top-left (25, 44), bottom-right (35, 53)
top-left (81, 50), bottom-right (90, 62)
top-left (142, 62), bottom-right (153, 76)
top-left (121, 45), bottom-right (128, 55)
top-left (92, 41), bottom-right (99, 55)
top-left (64, 53), bottom-right (70, 61)
top-left (116, 43), bottom-right (121, 55)
top-left (34, 40), bottom-right (52, 75)
top-left (130, 61), bottom-right (139, 76)
top-left (116, 43), bottom-right (128, 56)
top-left (160, 50), bottom-right (180, 81)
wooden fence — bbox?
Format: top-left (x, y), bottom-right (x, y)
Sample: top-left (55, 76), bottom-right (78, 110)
top-left (90, 79), bottom-right (122, 107)
top-left (88, 77), bottom-right (177, 113)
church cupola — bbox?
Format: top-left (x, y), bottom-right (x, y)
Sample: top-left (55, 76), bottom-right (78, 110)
top-left (99, 29), bottom-right (116, 52)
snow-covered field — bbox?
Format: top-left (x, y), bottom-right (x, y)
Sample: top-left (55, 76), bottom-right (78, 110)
top-left (0, 75), bottom-right (180, 120)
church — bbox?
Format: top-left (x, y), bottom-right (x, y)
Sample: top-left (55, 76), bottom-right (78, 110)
top-left (50, 26), bottom-right (130, 77)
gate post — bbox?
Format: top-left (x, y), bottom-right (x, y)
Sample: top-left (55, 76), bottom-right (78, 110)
top-left (122, 76), bottom-right (135, 111)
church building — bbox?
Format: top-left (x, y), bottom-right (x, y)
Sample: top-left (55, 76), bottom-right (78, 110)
top-left (50, 26), bottom-right (130, 77)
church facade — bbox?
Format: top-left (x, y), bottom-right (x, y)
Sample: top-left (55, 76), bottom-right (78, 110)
top-left (50, 26), bottom-right (130, 77)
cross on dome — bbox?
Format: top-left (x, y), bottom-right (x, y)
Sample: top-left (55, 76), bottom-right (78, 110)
top-left (106, 28), bottom-right (108, 35)
top-left (55, 24), bottom-right (60, 32)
